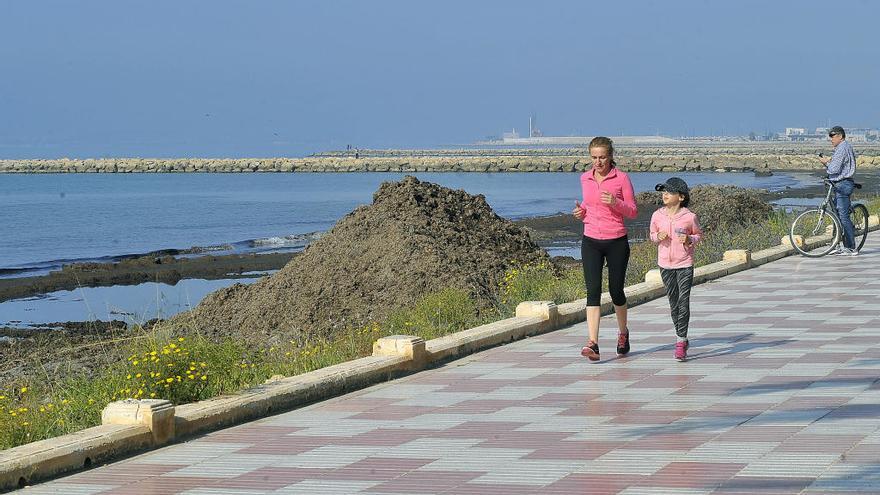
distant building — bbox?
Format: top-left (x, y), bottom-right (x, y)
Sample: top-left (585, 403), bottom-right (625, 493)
top-left (529, 114), bottom-right (543, 138)
top-left (502, 129), bottom-right (520, 140)
top-left (785, 128), bottom-right (806, 136)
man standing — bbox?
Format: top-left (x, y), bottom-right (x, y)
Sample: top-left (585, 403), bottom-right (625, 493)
top-left (819, 125), bottom-right (858, 255)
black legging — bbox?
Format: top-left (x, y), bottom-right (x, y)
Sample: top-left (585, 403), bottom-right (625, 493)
top-left (581, 235), bottom-right (630, 307)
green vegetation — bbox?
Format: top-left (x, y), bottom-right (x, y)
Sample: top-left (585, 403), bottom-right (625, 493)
top-left (2, 198), bottom-right (878, 450)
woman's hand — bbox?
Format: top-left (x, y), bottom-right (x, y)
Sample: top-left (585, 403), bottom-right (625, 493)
top-left (572, 201), bottom-right (585, 220)
top-left (656, 230), bottom-right (668, 241)
top-left (600, 191), bottom-right (616, 205)
top-left (678, 233), bottom-right (690, 244)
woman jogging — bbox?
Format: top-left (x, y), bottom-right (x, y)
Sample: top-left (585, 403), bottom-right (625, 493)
top-left (572, 136), bottom-right (637, 362)
top-left (649, 177), bottom-right (702, 361)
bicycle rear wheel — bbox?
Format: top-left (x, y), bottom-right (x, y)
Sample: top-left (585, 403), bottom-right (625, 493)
top-left (790, 208), bottom-right (842, 257)
top-left (850, 203), bottom-right (869, 252)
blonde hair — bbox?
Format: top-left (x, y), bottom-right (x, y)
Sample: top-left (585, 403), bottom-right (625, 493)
top-left (589, 136), bottom-right (614, 155)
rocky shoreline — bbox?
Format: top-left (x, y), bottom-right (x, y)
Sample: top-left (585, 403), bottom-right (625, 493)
top-left (3, 146), bottom-right (880, 174)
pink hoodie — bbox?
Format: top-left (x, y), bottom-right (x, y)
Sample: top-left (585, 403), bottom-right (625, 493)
top-left (579, 167), bottom-right (638, 239)
top-left (650, 207), bottom-right (703, 269)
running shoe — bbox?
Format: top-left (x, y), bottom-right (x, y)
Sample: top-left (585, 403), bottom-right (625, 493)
top-left (674, 340), bottom-right (688, 362)
top-left (616, 330), bottom-right (630, 356)
top-left (581, 341), bottom-right (600, 361)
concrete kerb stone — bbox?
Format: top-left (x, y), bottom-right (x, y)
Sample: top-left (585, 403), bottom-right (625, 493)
top-left (0, 424), bottom-right (152, 491)
top-left (7, 224), bottom-right (880, 488)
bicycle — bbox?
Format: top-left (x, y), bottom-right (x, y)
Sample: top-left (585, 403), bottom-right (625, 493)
top-left (789, 178), bottom-right (868, 257)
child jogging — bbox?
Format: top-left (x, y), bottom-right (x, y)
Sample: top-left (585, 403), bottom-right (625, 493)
top-left (649, 178), bottom-right (702, 361)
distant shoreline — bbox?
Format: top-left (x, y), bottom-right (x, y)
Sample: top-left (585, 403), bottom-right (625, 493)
top-left (3, 145), bottom-right (879, 173)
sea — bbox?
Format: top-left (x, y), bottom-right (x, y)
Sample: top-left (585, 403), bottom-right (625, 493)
top-left (0, 171), bottom-right (816, 327)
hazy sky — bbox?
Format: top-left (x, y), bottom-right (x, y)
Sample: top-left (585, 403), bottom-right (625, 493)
top-left (1, 0), bottom-right (878, 158)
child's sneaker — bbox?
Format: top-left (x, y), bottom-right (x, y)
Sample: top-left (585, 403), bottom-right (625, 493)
top-left (616, 330), bottom-right (630, 356)
top-left (674, 340), bottom-right (688, 362)
top-left (581, 341), bottom-right (600, 361)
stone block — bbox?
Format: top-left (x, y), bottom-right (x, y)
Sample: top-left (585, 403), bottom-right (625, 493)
top-left (723, 249), bottom-right (752, 265)
top-left (372, 335), bottom-right (427, 370)
top-left (644, 269), bottom-right (662, 284)
top-left (514, 301), bottom-right (558, 321)
top-left (101, 399), bottom-right (175, 445)
top-left (869, 214), bottom-right (879, 227)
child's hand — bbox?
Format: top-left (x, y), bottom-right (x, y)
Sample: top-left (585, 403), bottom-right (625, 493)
top-left (656, 231), bottom-right (668, 241)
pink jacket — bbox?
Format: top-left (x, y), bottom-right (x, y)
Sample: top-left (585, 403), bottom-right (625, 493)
top-left (649, 207), bottom-right (703, 269)
top-left (579, 167), bottom-right (638, 239)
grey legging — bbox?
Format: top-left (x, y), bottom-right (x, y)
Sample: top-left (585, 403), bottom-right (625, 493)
top-left (660, 266), bottom-right (694, 341)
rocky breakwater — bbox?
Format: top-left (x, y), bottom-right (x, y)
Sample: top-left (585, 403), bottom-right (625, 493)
top-left (3, 147), bottom-right (880, 173)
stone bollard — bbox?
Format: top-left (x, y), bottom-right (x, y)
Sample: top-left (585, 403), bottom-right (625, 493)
top-left (515, 301), bottom-right (559, 332)
top-left (723, 249), bottom-right (752, 266)
top-left (869, 214), bottom-right (880, 227)
top-left (515, 301), bottom-right (558, 320)
top-left (644, 269), bottom-right (662, 284)
top-left (102, 399), bottom-right (175, 445)
top-left (373, 335), bottom-right (427, 371)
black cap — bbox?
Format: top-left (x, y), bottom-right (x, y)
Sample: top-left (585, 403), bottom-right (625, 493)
top-left (655, 177), bottom-right (690, 195)
top-left (829, 126), bottom-right (845, 137)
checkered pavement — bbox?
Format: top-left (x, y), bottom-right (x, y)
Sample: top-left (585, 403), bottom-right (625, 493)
top-left (25, 238), bottom-right (880, 494)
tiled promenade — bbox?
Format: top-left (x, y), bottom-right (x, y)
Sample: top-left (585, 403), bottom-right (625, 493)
top-left (27, 238), bottom-right (880, 494)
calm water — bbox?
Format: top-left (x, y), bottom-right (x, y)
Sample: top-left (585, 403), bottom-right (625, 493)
top-left (1, 171), bottom-right (814, 326)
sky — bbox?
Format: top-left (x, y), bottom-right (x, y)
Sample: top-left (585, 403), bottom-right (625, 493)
top-left (1, 0), bottom-right (878, 159)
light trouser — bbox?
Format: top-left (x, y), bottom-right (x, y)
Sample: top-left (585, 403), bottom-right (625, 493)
top-left (660, 266), bottom-right (694, 342)
top-left (832, 178), bottom-right (856, 249)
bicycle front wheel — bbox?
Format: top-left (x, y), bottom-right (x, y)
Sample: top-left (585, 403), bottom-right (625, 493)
top-left (850, 203), bottom-right (869, 252)
top-left (790, 208), bottom-right (842, 257)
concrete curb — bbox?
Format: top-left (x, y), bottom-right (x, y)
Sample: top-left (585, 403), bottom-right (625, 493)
top-left (4, 220), bottom-right (880, 491)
